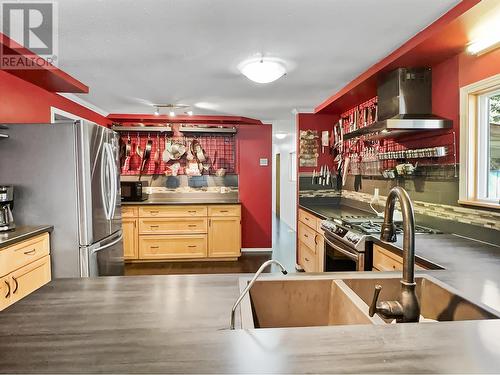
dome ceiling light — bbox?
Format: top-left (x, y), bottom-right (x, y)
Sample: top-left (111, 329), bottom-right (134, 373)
top-left (238, 57), bottom-right (287, 84)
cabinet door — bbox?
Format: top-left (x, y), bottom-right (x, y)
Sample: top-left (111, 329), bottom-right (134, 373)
top-left (298, 240), bottom-right (317, 272)
top-left (122, 218), bottom-right (138, 260)
top-left (10, 255), bottom-right (51, 304)
top-left (0, 275), bottom-right (11, 311)
top-left (208, 217), bottom-right (241, 258)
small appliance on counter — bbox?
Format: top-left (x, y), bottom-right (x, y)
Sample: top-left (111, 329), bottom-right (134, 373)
top-left (0, 185), bottom-right (15, 232)
top-left (121, 180), bottom-right (148, 201)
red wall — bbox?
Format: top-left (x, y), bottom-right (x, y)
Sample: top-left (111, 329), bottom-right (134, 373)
top-left (237, 124), bottom-right (272, 248)
top-left (0, 70), bottom-right (110, 126)
top-left (296, 113), bottom-right (338, 173)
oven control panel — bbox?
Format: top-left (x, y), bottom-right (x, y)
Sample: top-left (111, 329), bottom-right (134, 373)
top-left (322, 220), bottom-right (361, 245)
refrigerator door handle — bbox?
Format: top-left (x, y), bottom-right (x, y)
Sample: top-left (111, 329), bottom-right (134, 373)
top-left (90, 232), bottom-right (123, 254)
top-left (100, 145), bottom-right (111, 220)
top-left (107, 143), bottom-right (118, 219)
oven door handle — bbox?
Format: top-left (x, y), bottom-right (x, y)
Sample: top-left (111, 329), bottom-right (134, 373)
top-left (324, 236), bottom-right (359, 262)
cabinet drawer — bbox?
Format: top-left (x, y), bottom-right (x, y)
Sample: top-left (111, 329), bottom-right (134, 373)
top-left (298, 209), bottom-right (318, 230)
top-left (139, 235), bottom-right (207, 259)
top-left (298, 240), bottom-right (317, 272)
top-left (0, 233), bottom-right (50, 277)
top-left (373, 245), bottom-right (403, 272)
top-left (298, 222), bottom-right (318, 253)
top-left (139, 218), bottom-right (207, 234)
top-left (10, 255), bottom-right (51, 304)
top-left (139, 205), bottom-right (207, 218)
top-left (122, 206), bottom-right (138, 218)
top-left (207, 205), bottom-right (241, 217)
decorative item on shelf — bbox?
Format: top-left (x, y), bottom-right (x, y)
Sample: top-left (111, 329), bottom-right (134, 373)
top-left (299, 130), bottom-right (319, 167)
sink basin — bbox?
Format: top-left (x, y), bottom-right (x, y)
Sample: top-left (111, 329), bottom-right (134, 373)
top-left (343, 275), bottom-right (500, 322)
top-left (237, 275), bottom-right (500, 329)
top-left (240, 279), bottom-right (385, 329)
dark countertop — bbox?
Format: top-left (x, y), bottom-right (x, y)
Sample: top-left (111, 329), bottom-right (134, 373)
top-left (299, 203), bottom-right (375, 220)
top-left (1, 273), bottom-right (500, 373)
top-left (0, 225), bottom-right (53, 249)
top-left (122, 199), bottom-right (240, 205)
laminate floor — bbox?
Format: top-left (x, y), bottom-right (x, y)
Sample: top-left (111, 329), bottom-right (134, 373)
top-left (124, 215), bottom-right (297, 275)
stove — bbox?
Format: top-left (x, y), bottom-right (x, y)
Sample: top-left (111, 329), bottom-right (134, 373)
top-left (320, 215), bottom-right (439, 272)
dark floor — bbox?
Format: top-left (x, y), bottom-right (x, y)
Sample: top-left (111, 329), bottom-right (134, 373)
top-left (124, 215), bottom-right (297, 276)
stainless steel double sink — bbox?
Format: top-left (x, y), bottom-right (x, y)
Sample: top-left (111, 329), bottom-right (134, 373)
top-left (237, 274), bottom-right (500, 329)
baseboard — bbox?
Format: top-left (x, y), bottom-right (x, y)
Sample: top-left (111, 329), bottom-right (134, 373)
top-left (242, 248), bottom-right (273, 253)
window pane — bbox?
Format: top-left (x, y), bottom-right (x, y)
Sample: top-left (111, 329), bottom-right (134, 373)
top-left (488, 93), bottom-right (500, 200)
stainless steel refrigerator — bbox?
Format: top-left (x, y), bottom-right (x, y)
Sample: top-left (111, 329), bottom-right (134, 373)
top-left (0, 120), bottom-right (123, 277)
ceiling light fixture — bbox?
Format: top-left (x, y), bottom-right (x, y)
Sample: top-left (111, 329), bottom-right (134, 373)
top-left (154, 107), bottom-right (160, 116)
top-left (467, 36), bottom-right (500, 55)
top-left (169, 111), bottom-right (176, 117)
top-left (186, 111), bottom-right (193, 116)
top-left (238, 57), bottom-right (287, 84)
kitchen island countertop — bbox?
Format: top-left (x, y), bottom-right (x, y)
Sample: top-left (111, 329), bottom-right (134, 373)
top-left (2, 266), bottom-right (500, 371)
top-left (0, 225), bottom-right (53, 249)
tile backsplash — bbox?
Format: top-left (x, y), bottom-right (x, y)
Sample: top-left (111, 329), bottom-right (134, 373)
top-left (342, 190), bottom-right (500, 232)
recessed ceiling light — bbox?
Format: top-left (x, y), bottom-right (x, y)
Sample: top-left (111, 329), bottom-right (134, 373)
top-left (169, 111), bottom-right (176, 117)
top-left (186, 111), bottom-right (193, 116)
top-left (154, 107), bottom-right (160, 116)
top-left (238, 57), bottom-right (287, 84)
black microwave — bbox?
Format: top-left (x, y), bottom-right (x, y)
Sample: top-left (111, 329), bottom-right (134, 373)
top-left (121, 181), bottom-right (148, 202)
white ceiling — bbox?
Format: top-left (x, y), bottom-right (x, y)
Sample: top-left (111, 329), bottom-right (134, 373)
top-left (57, 0), bottom-right (460, 121)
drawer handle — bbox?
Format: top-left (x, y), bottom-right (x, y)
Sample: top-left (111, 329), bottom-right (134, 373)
top-left (304, 217), bottom-right (310, 221)
top-left (150, 211), bottom-right (159, 214)
top-left (305, 257), bottom-right (310, 262)
top-left (219, 210), bottom-right (229, 213)
top-left (188, 245), bottom-right (197, 248)
top-left (150, 225), bottom-right (159, 228)
top-left (188, 210), bottom-right (197, 213)
top-left (12, 277), bottom-right (18, 294)
top-left (24, 249), bottom-right (36, 255)
top-left (4, 280), bottom-right (10, 298)
top-left (188, 224), bottom-right (197, 227)
top-left (304, 234), bottom-right (308, 238)
top-left (314, 235), bottom-right (318, 245)
top-left (150, 246), bottom-right (159, 249)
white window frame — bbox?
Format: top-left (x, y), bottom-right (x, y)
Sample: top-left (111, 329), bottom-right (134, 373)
top-left (459, 73), bottom-right (500, 209)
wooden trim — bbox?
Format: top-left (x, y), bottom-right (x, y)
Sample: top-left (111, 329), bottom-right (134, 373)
top-left (457, 200), bottom-right (499, 210)
top-left (459, 73), bottom-right (500, 205)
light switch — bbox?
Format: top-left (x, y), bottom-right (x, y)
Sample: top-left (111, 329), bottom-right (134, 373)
top-left (259, 158), bottom-right (268, 166)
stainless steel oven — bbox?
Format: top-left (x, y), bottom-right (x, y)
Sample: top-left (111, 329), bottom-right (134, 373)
top-left (323, 232), bottom-right (366, 272)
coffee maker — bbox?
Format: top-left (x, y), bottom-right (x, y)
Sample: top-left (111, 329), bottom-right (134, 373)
top-left (0, 185), bottom-right (15, 232)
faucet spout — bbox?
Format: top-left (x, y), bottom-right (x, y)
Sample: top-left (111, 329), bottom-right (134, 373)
top-left (371, 186), bottom-right (420, 323)
top-left (229, 260), bottom-right (287, 330)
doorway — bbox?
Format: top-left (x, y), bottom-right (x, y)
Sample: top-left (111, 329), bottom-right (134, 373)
top-left (275, 153), bottom-right (280, 217)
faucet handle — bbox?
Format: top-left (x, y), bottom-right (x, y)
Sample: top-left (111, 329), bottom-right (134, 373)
top-left (369, 284), bottom-right (382, 317)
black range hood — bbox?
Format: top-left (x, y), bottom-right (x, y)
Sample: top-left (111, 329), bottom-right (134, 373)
top-left (344, 68), bottom-right (452, 140)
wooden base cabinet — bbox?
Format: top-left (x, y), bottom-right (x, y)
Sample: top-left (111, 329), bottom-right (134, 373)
top-left (0, 232), bottom-right (51, 311)
top-left (297, 209), bottom-right (324, 273)
top-left (123, 204), bottom-right (241, 262)
top-left (208, 217), bottom-right (241, 258)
